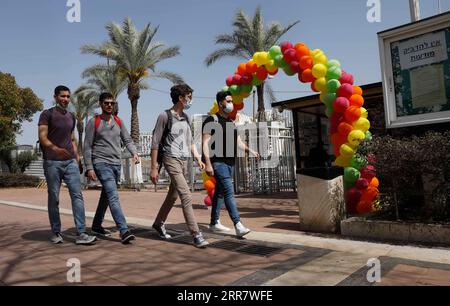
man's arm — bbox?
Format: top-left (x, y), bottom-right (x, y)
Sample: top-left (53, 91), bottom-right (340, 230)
top-left (237, 135), bottom-right (260, 159)
top-left (120, 123), bottom-right (140, 164)
top-left (202, 133), bottom-right (214, 176)
top-left (38, 125), bottom-right (72, 160)
top-left (150, 113), bottom-right (167, 184)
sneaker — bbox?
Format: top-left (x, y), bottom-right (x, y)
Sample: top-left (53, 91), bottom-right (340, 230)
top-left (76, 233), bottom-right (96, 245)
top-left (193, 233), bottom-right (209, 248)
top-left (208, 221), bottom-right (231, 233)
top-left (91, 226), bottom-right (112, 237)
top-left (50, 232), bottom-right (63, 244)
top-left (234, 221), bottom-right (251, 238)
top-left (120, 230), bottom-right (135, 244)
top-left (152, 223), bottom-right (171, 239)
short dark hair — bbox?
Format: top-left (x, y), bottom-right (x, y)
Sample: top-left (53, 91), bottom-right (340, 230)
top-left (99, 92), bottom-right (114, 102)
top-left (216, 91), bottom-right (232, 103)
top-left (170, 84), bottom-right (193, 104)
top-left (54, 85), bottom-right (70, 96)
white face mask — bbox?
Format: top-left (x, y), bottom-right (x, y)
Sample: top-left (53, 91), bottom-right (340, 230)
top-left (184, 98), bottom-right (192, 110)
top-left (223, 102), bottom-right (234, 114)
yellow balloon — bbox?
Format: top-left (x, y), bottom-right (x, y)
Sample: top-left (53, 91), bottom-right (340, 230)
top-left (361, 107), bottom-right (368, 119)
top-left (314, 53), bottom-right (328, 65)
top-left (335, 155), bottom-right (351, 167)
top-left (201, 172), bottom-right (211, 181)
top-left (339, 144), bottom-right (355, 157)
top-left (310, 49), bottom-right (323, 57)
top-left (260, 52), bottom-right (270, 65)
top-left (353, 118), bottom-right (370, 132)
top-left (265, 60), bottom-right (277, 73)
top-left (347, 130), bottom-right (365, 147)
top-left (314, 77), bottom-right (327, 92)
top-left (312, 64), bottom-right (327, 78)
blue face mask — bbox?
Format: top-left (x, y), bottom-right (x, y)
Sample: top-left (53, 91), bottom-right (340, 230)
top-left (184, 98), bottom-right (193, 110)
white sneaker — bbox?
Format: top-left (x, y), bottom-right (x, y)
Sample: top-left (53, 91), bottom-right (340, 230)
top-left (208, 221), bottom-right (231, 233)
top-left (234, 221), bottom-right (251, 237)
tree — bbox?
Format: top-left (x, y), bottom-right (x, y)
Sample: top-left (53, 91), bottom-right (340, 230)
top-left (0, 72), bottom-right (43, 150)
top-left (71, 86), bottom-right (99, 152)
top-left (81, 18), bottom-right (183, 144)
top-left (205, 7), bottom-right (299, 120)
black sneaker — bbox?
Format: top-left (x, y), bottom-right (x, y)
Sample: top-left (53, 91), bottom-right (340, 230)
top-left (193, 233), bottom-right (209, 248)
top-left (120, 230), bottom-right (135, 244)
top-left (152, 223), bottom-right (171, 239)
top-left (91, 226), bottom-right (112, 237)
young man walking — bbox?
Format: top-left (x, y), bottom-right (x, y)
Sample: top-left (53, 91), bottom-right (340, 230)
top-left (202, 91), bottom-right (260, 238)
top-left (38, 85), bottom-right (96, 245)
top-left (84, 92), bottom-right (139, 244)
top-left (150, 84), bottom-right (209, 248)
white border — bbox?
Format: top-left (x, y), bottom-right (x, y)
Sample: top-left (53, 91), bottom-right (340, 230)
top-left (378, 13), bottom-right (450, 128)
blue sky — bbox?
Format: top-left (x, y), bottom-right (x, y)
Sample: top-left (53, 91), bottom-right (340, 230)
top-left (1, 0), bottom-right (449, 145)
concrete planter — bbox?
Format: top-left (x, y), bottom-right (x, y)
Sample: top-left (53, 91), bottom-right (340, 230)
top-left (341, 217), bottom-right (450, 245)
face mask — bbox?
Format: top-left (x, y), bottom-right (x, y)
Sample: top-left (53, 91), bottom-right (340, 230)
top-left (223, 102), bottom-right (234, 114)
top-left (184, 98), bottom-right (192, 110)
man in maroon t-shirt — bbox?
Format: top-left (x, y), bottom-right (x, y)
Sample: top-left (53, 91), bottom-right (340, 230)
top-left (38, 85), bottom-right (95, 245)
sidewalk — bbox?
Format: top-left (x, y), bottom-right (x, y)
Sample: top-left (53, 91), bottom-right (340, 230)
top-left (1, 188), bottom-right (450, 286)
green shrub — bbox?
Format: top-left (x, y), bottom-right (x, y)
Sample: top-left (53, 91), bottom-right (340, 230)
top-left (0, 173), bottom-right (40, 188)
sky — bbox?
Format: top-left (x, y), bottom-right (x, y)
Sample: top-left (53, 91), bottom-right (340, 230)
top-left (1, 0), bottom-right (449, 145)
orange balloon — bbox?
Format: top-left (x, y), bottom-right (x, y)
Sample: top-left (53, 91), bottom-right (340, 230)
top-left (338, 122), bottom-right (353, 137)
top-left (235, 102), bottom-right (244, 111)
top-left (356, 200), bottom-right (373, 214)
top-left (361, 187), bottom-right (379, 202)
top-left (349, 94), bottom-right (364, 107)
top-left (299, 56), bottom-right (313, 70)
top-left (204, 180), bottom-right (215, 192)
top-left (295, 43), bottom-right (310, 60)
top-left (246, 60), bottom-right (258, 74)
top-left (369, 177), bottom-right (379, 188)
top-left (344, 106), bottom-right (362, 123)
top-left (301, 69), bottom-right (315, 83)
top-left (237, 63), bottom-right (247, 75)
top-left (353, 86), bottom-right (363, 96)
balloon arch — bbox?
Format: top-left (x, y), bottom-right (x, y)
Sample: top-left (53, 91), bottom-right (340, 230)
top-left (202, 41), bottom-right (379, 215)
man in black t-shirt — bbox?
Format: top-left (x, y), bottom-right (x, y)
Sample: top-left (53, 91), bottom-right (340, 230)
top-left (202, 91), bottom-right (260, 238)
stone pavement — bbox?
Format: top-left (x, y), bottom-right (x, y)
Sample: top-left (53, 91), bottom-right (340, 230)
top-left (0, 188), bottom-right (450, 286)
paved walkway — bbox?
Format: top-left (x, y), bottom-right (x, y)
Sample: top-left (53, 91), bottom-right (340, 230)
top-left (1, 188), bottom-right (450, 286)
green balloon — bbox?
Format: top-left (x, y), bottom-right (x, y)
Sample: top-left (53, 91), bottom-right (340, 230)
top-left (252, 75), bottom-right (263, 86)
top-left (269, 45), bottom-right (282, 59)
top-left (283, 66), bottom-right (295, 76)
top-left (222, 86), bottom-right (230, 92)
top-left (326, 66), bottom-right (342, 80)
top-left (241, 84), bottom-right (253, 93)
top-left (327, 59), bottom-right (341, 69)
top-left (229, 85), bottom-right (241, 95)
top-left (349, 155), bottom-right (367, 171)
top-left (325, 108), bottom-right (334, 118)
top-left (365, 131), bottom-right (373, 141)
top-left (344, 167), bottom-right (360, 184)
top-left (323, 93), bottom-right (336, 108)
top-left (326, 80), bottom-right (341, 93)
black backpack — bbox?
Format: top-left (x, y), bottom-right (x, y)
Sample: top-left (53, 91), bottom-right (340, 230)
top-left (156, 110), bottom-right (190, 172)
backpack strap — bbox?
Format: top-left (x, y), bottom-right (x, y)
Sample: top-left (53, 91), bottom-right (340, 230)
top-left (94, 115), bottom-right (122, 134)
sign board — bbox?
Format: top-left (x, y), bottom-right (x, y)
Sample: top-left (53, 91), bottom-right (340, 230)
top-left (378, 12), bottom-right (450, 128)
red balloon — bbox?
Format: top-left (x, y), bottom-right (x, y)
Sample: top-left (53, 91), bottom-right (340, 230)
top-left (337, 84), bottom-right (354, 99)
top-left (237, 63), bottom-right (247, 75)
top-left (346, 188), bottom-right (362, 206)
top-left (232, 74), bottom-right (242, 85)
top-left (311, 82), bottom-right (318, 92)
top-left (283, 48), bottom-right (297, 63)
top-left (235, 102), bottom-right (244, 111)
top-left (204, 195), bottom-right (212, 206)
top-left (338, 122), bottom-right (353, 137)
top-left (333, 97), bottom-right (350, 113)
top-left (289, 61), bottom-right (301, 73)
top-left (340, 71), bottom-right (354, 85)
top-left (280, 41), bottom-right (294, 54)
top-left (226, 76), bottom-right (233, 87)
top-left (360, 165), bottom-right (376, 181)
top-left (256, 66), bottom-right (268, 80)
top-left (208, 188), bottom-right (215, 199)
top-left (241, 73), bottom-right (252, 85)
top-left (300, 69), bottom-right (315, 83)
top-left (246, 61), bottom-right (258, 74)
top-left (356, 178), bottom-right (369, 190)
top-left (344, 106), bottom-right (361, 123)
top-left (299, 56), bottom-right (313, 70)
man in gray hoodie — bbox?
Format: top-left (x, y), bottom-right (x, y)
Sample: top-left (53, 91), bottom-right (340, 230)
top-left (83, 92), bottom-right (139, 244)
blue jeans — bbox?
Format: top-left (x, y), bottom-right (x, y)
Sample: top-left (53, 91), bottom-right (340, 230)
top-left (210, 162), bottom-right (240, 226)
top-left (43, 159), bottom-right (86, 234)
top-left (92, 163), bottom-right (129, 235)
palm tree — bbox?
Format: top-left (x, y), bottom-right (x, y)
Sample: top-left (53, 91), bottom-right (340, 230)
top-left (205, 7), bottom-right (299, 120)
top-left (71, 87), bottom-right (99, 152)
top-left (82, 64), bottom-right (127, 115)
top-left (81, 18), bottom-right (183, 143)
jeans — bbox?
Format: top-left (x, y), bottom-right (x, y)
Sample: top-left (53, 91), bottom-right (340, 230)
top-left (92, 163), bottom-right (129, 235)
top-left (210, 162), bottom-right (240, 226)
top-left (43, 159), bottom-right (86, 234)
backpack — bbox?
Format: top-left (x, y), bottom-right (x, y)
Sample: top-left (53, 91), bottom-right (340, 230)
top-left (94, 114), bottom-right (122, 135)
top-left (156, 109), bottom-right (190, 172)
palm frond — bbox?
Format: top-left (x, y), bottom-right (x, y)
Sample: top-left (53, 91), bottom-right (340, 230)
top-left (151, 71), bottom-right (184, 84)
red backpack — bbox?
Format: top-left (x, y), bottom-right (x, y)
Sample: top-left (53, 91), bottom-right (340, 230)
top-left (94, 115), bottom-right (122, 134)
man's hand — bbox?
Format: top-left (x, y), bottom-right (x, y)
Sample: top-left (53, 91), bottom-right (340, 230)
top-left (205, 164), bottom-right (214, 177)
top-left (150, 168), bottom-right (159, 185)
top-left (87, 170), bottom-right (97, 181)
top-left (133, 154), bottom-right (140, 164)
top-left (196, 157), bottom-right (206, 171)
top-left (250, 150), bottom-right (261, 160)
top-left (53, 147), bottom-right (72, 160)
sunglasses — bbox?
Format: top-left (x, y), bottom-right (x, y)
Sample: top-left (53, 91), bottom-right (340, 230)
top-left (103, 101), bottom-right (116, 106)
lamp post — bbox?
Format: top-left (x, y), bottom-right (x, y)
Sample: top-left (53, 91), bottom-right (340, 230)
top-left (252, 88), bottom-right (256, 121)
top-left (409, 0), bottom-right (421, 22)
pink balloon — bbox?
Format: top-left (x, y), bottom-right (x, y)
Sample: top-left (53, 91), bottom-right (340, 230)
top-left (333, 97), bottom-right (350, 113)
top-left (340, 71), bottom-right (354, 85)
top-left (337, 84), bottom-right (354, 99)
top-left (360, 166), bottom-right (376, 181)
top-left (226, 76), bottom-right (233, 87)
top-left (280, 41), bottom-right (294, 54)
top-left (204, 195), bottom-right (212, 206)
